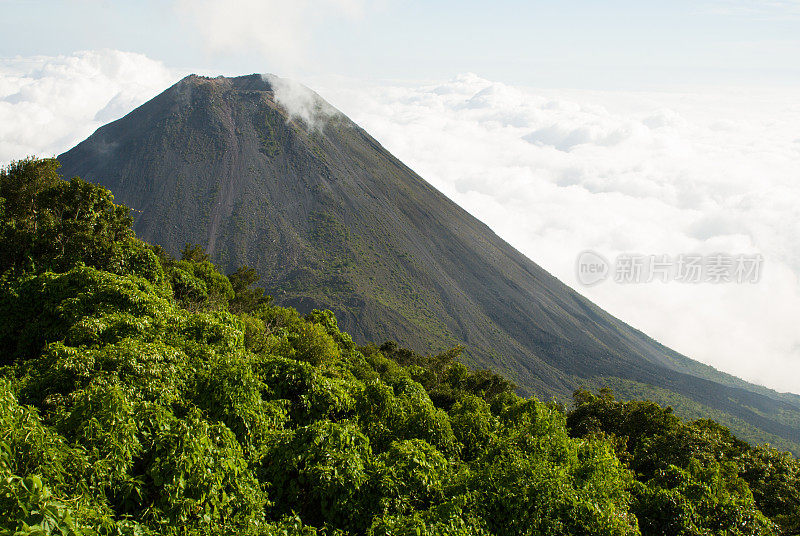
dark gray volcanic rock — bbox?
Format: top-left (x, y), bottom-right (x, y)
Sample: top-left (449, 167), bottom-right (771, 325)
top-left (58, 73), bottom-right (800, 452)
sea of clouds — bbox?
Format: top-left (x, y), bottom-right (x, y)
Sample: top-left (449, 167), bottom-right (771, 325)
top-left (1, 50), bottom-right (798, 393)
top-left (319, 75), bottom-right (800, 394)
top-left (0, 49), bottom-right (174, 165)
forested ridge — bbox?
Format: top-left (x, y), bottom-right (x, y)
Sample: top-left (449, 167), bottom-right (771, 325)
top-left (1, 158), bottom-right (798, 535)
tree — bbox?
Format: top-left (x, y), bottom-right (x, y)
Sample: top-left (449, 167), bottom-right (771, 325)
top-left (0, 158), bottom-right (143, 278)
top-left (228, 266), bottom-right (271, 313)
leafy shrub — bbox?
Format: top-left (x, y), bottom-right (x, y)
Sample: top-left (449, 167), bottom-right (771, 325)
top-left (141, 407), bottom-right (266, 529)
top-left (262, 420), bottom-right (373, 531)
top-left (290, 321), bottom-right (341, 366)
top-left (190, 352), bottom-right (287, 458)
top-left (376, 439), bottom-right (450, 514)
top-left (449, 394), bottom-right (495, 461)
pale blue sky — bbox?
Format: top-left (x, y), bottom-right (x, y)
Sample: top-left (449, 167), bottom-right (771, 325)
top-left (2, 0), bottom-right (799, 88)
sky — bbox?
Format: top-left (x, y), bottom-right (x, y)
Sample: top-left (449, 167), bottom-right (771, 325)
top-left (3, 0), bottom-right (800, 88)
top-left (1, 1), bottom-right (800, 393)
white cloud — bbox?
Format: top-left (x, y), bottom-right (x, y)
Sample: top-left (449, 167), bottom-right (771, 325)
top-left (0, 50), bottom-right (175, 165)
top-left (317, 74), bottom-right (800, 394)
top-left (175, 0), bottom-right (368, 72)
top-left (262, 74), bottom-right (341, 130)
top-left (707, 0), bottom-right (800, 18)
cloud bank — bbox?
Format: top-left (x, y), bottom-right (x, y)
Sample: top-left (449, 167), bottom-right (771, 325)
top-left (0, 50), bottom-right (174, 165)
top-left (2, 51), bottom-right (798, 394)
top-left (318, 74), bottom-right (800, 394)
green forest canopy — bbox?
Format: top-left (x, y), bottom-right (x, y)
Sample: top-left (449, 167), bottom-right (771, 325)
top-left (1, 158), bottom-right (798, 535)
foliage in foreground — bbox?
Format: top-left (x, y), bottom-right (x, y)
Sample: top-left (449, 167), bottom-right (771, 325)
top-left (0, 158), bottom-right (798, 535)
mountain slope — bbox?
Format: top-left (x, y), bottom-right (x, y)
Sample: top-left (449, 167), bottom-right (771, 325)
top-left (57, 73), bottom-right (800, 452)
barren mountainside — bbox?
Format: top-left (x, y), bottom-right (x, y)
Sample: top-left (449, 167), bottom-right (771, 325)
top-left (58, 73), bottom-right (800, 452)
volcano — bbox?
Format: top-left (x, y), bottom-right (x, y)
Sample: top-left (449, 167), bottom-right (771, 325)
top-left (58, 73), bottom-right (800, 452)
